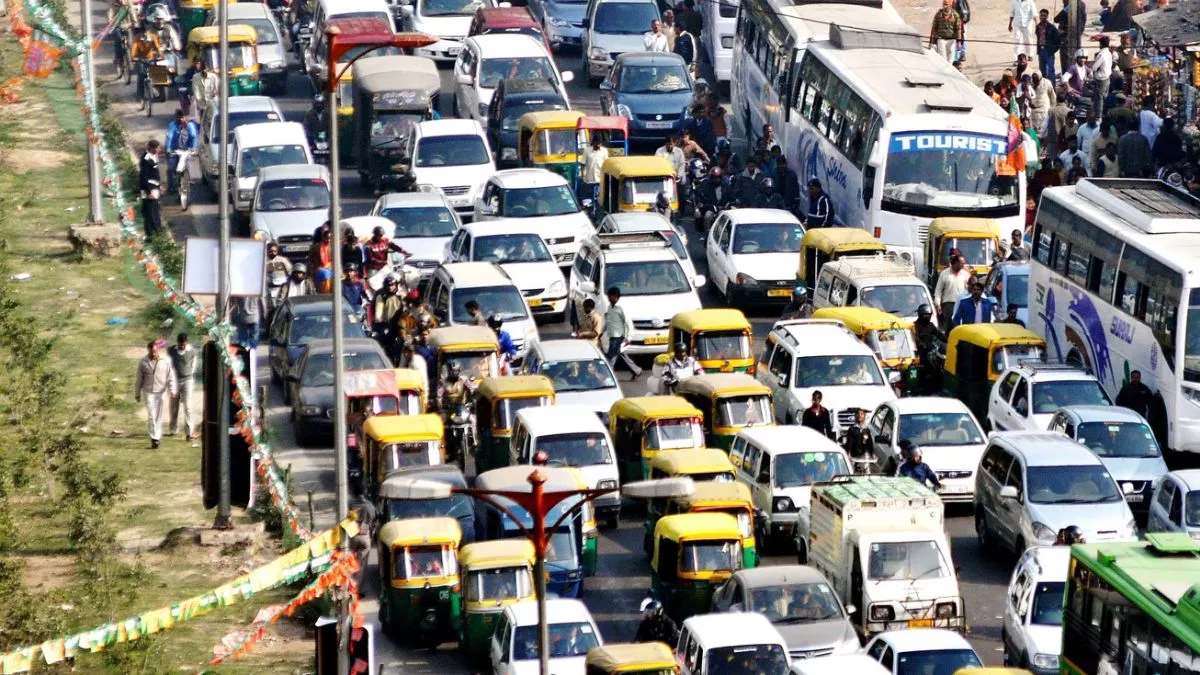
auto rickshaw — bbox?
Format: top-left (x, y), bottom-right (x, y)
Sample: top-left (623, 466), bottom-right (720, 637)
top-left (427, 326), bottom-right (500, 388)
top-left (812, 307), bottom-right (920, 394)
top-left (457, 539), bottom-right (535, 665)
top-left (595, 156), bottom-right (677, 220)
top-left (518, 110), bottom-right (584, 183)
top-left (797, 228), bottom-right (887, 295)
top-left (650, 309), bottom-right (754, 386)
top-left (924, 217), bottom-right (1003, 286)
top-left (186, 25), bottom-right (260, 95)
top-left (345, 369), bottom-right (405, 488)
top-left (648, 448), bottom-right (736, 483)
top-left (352, 55), bottom-right (440, 190)
top-left (360, 414), bottom-right (446, 496)
top-left (938, 323), bottom-right (1046, 424)
top-left (473, 375), bottom-right (556, 474)
top-left (674, 374), bottom-right (774, 450)
top-left (645, 479), bottom-right (757, 568)
top-left (608, 396), bottom-right (705, 484)
top-left (650, 512), bottom-right (743, 623)
top-left (585, 643), bottom-right (680, 675)
top-left (377, 517), bottom-right (463, 650)
top-left (178, 0), bottom-right (223, 41)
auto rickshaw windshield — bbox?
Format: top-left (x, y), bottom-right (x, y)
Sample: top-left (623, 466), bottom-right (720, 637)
top-left (496, 396), bottom-right (552, 429)
top-left (381, 441), bottom-right (438, 472)
top-left (867, 539), bottom-right (951, 581)
top-left (860, 284), bottom-right (927, 318)
top-left (535, 432), bottom-right (612, 466)
top-left (442, 352), bottom-right (494, 381)
top-left (644, 418), bottom-right (703, 450)
top-left (466, 566), bottom-right (532, 602)
top-left (866, 328), bottom-right (917, 361)
top-left (386, 492), bottom-right (473, 522)
top-left (498, 185), bottom-right (580, 218)
top-left (750, 581), bottom-right (843, 623)
top-left (897, 412), bottom-right (984, 446)
top-left (546, 529), bottom-right (579, 565)
top-left (940, 237), bottom-right (995, 267)
top-left (694, 331), bottom-right (750, 361)
top-left (533, 128), bottom-right (575, 156)
top-left (992, 343), bottom-right (1045, 372)
top-left (622, 177), bottom-right (675, 204)
top-left (371, 113), bottom-right (420, 141)
top-left (540, 359), bottom-right (616, 392)
top-left (706, 644), bottom-right (788, 675)
top-left (793, 356), bottom-right (884, 387)
top-left (681, 540), bottom-right (740, 572)
top-left (715, 395), bottom-right (771, 427)
top-left (512, 622), bottom-right (600, 660)
top-left (774, 452), bottom-right (848, 488)
top-left (398, 391), bottom-right (423, 414)
top-left (395, 544), bottom-right (457, 580)
top-left (205, 44), bottom-right (254, 70)
top-left (378, 205), bottom-right (457, 238)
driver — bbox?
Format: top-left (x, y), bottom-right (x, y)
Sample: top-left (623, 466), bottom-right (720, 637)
top-left (845, 360), bottom-right (874, 385)
top-left (438, 362), bottom-right (469, 412)
top-left (662, 342), bottom-right (702, 393)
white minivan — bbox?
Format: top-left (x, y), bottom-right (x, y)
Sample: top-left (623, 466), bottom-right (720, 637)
top-left (1003, 545), bottom-right (1069, 675)
top-left (406, 119), bottom-right (496, 222)
top-left (490, 598), bottom-right (602, 675)
top-left (512, 405), bottom-right (620, 528)
top-left (231, 122), bottom-right (312, 214)
top-left (676, 612), bottom-right (790, 675)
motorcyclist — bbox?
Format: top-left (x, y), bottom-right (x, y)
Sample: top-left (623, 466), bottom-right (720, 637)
top-left (754, 176), bottom-right (786, 209)
top-left (283, 262), bottom-right (312, 300)
top-left (303, 95), bottom-right (329, 146)
top-left (365, 225), bottom-right (410, 275)
top-left (694, 165), bottom-right (723, 237)
top-left (897, 442), bottom-right (943, 490)
top-left (913, 304), bottom-right (942, 394)
top-left (438, 362), bottom-right (469, 412)
top-left (148, 5), bottom-right (181, 52)
top-left (841, 408), bottom-right (874, 469)
top-left (654, 190), bottom-right (673, 222)
top-left (1055, 525), bottom-right (1086, 545)
top-left (264, 242), bottom-right (292, 314)
top-left (914, 304), bottom-right (940, 343)
top-left (340, 263), bottom-right (371, 316)
top-left (661, 342), bottom-right (702, 394)
top-left (734, 159), bottom-right (763, 206)
top-left (397, 289), bottom-right (438, 338)
top-left (372, 276), bottom-right (404, 351)
top-left (487, 314), bottom-right (517, 362)
top-left (634, 599), bottom-right (679, 647)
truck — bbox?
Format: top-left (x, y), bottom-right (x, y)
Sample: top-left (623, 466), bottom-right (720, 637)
top-left (806, 476), bottom-right (965, 638)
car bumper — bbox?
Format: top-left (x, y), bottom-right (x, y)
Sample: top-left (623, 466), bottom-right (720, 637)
top-left (938, 478), bottom-right (975, 502)
top-left (587, 56), bottom-right (613, 79)
top-left (261, 63), bottom-right (287, 80)
top-left (769, 512), bottom-right (799, 539)
top-left (413, 37), bottom-right (463, 61)
top-left (527, 294), bottom-right (567, 316)
top-left (594, 492), bottom-right (620, 513)
top-left (728, 279), bottom-right (795, 304)
top-left (297, 413), bottom-right (333, 435)
top-left (546, 23), bottom-right (583, 47)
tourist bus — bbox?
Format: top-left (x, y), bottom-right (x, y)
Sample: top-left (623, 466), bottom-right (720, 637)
top-left (1030, 179), bottom-right (1200, 453)
top-left (729, 0), bottom-right (1028, 269)
top-left (1061, 535), bottom-right (1200, 674)
top-left (699, 0), bottom-right (739, 82)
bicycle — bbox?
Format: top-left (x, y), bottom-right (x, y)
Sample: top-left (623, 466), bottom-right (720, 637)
top-left (113, 29), bottom-right (131, 84)
top-left (134, 59), bottom-right (154, 116)
top-left (172, 148), bottom-right (192, 210)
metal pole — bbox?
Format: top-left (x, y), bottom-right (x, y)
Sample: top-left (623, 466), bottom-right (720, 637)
top-left (531, 475), bottom-right (550, 675)
top-left (80, 0), bottom-right (103, 223)
top-left (214, 0), bottom-right (233, 530)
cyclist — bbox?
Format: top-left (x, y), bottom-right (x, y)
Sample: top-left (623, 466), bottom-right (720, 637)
top-left (129, 27), bottom-right (163, 104)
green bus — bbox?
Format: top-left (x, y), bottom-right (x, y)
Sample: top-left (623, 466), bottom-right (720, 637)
top-left (1061, 533), bottom-right (1200, 674)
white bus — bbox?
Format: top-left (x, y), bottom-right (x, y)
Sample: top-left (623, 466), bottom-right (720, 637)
top-left (699, 0), bottom-right (738, 82)
top-left (1031, 179), bottom-right (1200, 453)
top-left (730, 4), bottom-right (1028, 269)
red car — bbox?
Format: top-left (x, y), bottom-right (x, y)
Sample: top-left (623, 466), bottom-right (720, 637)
top-left (468, 7), bottom-right (551, 52)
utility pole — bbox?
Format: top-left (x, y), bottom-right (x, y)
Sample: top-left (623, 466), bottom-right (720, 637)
top-left (79, 0), bottom-right (103, 222)
top-left (214, 0), bottom-right (233, 530)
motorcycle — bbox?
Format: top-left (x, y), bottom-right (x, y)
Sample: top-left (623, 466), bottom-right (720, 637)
top-left (445, 401), bottom-right (476, 470)
top-left (312, 130), bottom-right (331, 166)
top-left (366, 251), bottom-right (421, 296)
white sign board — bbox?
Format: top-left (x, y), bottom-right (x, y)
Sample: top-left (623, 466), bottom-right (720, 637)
top-left (183, 237), bottom-right (266, 297)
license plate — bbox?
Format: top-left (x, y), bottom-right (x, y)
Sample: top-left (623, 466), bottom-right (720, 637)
top-left (645, 336), bottom-right (668, 345)
top-left (449, 197), bottom-right (469, 206)
top-left (1127, 494), bottom-right (1145, 503)
top-left (644, 121), bottom-right (673, 129)
top-left (908, 619), bottom-right (933, 629)
top-left (767, 288), bottom-right (791, 297)
top-left (527, 298), bottom-right (543, 307)
top-left (447, 46), bottom-right (461, 56)
top-left (946, 484), bottom-right (970, 493)
top-left (283, 243), bottom-right (308, 252)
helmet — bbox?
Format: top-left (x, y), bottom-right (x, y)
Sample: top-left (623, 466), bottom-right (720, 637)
top-left (405, 289), bottom-right (421, 303)
top-left (674, 341), bottom-right (688, 354)
top-left (312, 94), bottom-right (326, 108)
top-left (917, 304), bottom-right (932, 317)
top-left (708, 166), bottom-right (723, 179)
top-left (343, 262), bottom-right (359, 273)
top-left (761, 177), bottom-right (775, 191)
top-left (656, 191), bottom-right (671, 209)
top-left (448, 362), bottom-right (462, 376)
top-left (293, 262), bottom-right (308, 273)
top-left (487, 314), bottom-right (503, 329)
top-left (384, 275), bottom-right (399, 287)
top-left (640, 598), bottom-right (663, 618)
top-left (416, 310), bottom-right (433, 329)
top-left (716, 138), bottom-right (731, 155)
top-left (688, 158), bottom-right (706, 179)
top-left (1060, 525), bottom-right (1085, 544)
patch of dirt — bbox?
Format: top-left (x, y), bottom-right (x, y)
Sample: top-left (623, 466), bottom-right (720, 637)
top-left (20, 554), bottom-right (75, 593)
top-left (1, 148), bottom-right (75, 173)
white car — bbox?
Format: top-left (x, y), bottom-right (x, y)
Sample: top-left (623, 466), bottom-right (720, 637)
top-left (398, 0), bottom-right (494, 61)
top-left (706, 209), bottom-right (804, 307)
top-left (474, 169), bottom-right (595, 268)
top-left (453, 34), bottom-right (573, 123)
top-left (250, 163), bottom-right (331, 259)
top-left (862, 629), bottom-right (982, 675)
top-left (444, 220), bottom-right (568, 322)
top-left (1148, 469), bottom-right (1200, 538)
top-left (567, 232), bottom-right (705, 355)
top-left (1003, 545), bottom-right (1069, 675)
top-left (490, 598), bottom-right (602, 675)
top-left (231, 122), bottom-right (312, 214)
top-left (868, 397), bottom-right (987, 502)
top-left (522, 339), bottom-right (622, 420)
top-left (987, 362), bottom-right (1112, 432)
top-left (369, 188), bottom-right (462, 283)
top-left (596, 211), bottom-right (697, 284)
top-left (199, 96), bottom-right (283, 185)
top-left (405, 119), bottom-right (495, 222)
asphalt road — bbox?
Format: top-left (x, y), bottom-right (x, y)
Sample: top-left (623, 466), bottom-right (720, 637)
top-left (102, 36), bottom-right (1016, 674)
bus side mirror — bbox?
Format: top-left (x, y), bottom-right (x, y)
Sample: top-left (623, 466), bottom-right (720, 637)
top-left (867, 140), bottom-right (883, 169)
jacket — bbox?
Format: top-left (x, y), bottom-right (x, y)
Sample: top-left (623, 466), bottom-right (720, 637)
top-left (801, 406), bottom-right (834, 439)
top-left (166, 118), bottom-right (200, 152)
top-left (139, 151), bottom-right (161, 196)
top-left (1115, 381), bottom-right (1154, 419)
top-left (806, 190), bottom-right (833, 227)
top-left (899, 460), bottom-right (941, 487)
top-left (673, 30), bottom-right (696, 66)
top-left (136, 355), bottom-right (177, 396)
top-left (951, 295), bottom-right (996, 327)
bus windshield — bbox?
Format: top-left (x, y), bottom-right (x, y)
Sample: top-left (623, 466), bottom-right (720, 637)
top-left (1075, 421), bottom-right (1161, 458)
top-left (1186, 288), bottom-right (1200, 383)
top-left (883, 132), bottom-right (1019, 215)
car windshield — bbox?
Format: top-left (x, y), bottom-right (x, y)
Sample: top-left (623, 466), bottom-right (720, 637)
top-left (774, 451), bottom-right (850, 488)
top-left (898, 413), bottom-right (984, 447)
top-left (866, 327), bottom-right (918, 362)
top-left (497, 397), bottom-right (551, 429)
top-left (749, 581), bottom-right (844, 624)
top-left (371, 113), bottom-right (422, 142)
top-left (594, 2), bottom-right (660, 34)
top-left (860, 285), bottom-right (928, 318)
top-left (715, 395), bottom-right (772, 428)
top-left (540, 359), bottom-right (617, 392)
top-left (385, 493), bottom-right (474, 522)
top-left (451, 285), bottom-right (529, 322)
top-left (1031, 581), bottom-right (1066, 626)
top-left (381, 442), bottom-right (438, 472)
top-left (421, 0), bottom-right (483, 16)
top-left (732, 222), bottom-right (803, 254)
top-left (681, 540), bottom-right (740, 572)
top-left (378, 205), bottom-right (458, 238)
top-left (1026, 465), bottom-right (1123, 504)
top-left (1187, 491), bottom-right (1200, 528)
top-left (502, 100), bottom-right (569, 131)
top-left (255, 178), bottom-right (329, 211)
top-left (1031, 380), bottom-right (1111, 414)
top-left (288, 314), bottom-right (365, 345)
top-left (867, 539), bottom-right (951, 581)
top-left (415, 134), bottom-right (491, 167)
top-left (466, 566), bottom-right (532, 602)
top-left (882, 131), bottom-right (1020, 217)
top-left (1007, 272), bottom-right (1029, 307)
top-left (238, 144), bottom-right (308, 177)
top-left (500, 185), bottom-right (580, 217)
top-left (241, 18), bottom-right (278, 43)
top-left (221, 110), bottom-right (282, 143)
top-left (794, 355), bottom-right (885, 387)
top-left (512, 621), bottom-right (599, 660)
top-left (474, 234), bottom-right (553, 263)
top-left (1075, 421), bottom-right (1161, 458)
top-left (705, 645), bottom-right (789, 675)
top-left (694, 331), bottom-right (751, 361)
top-left (535, 432), bottom-right (612, 466)
top-left (645, 418), bottom-right (703, 450)
top-left (604, 260), bottom-right (689, 296)
top-left (617, 64), bottom-right (691, 93)
top-left (301, 350), bottom-right (388, 386)
top-left (895, 649), bottom-right (982, 675)
top-left (480, 57), bottom-right (556, 89)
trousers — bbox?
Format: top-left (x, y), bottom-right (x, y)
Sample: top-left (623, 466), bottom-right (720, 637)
top-left (170, 377), bottom-right (195, 436)
top-left (1012, 23), bottom-right (1036, 59)
top-left (606, 337), bottom-right (643, 376)
top-left (142, 197), bottom-right (162, 238)
top-left (935, 39), bottom-right (957, 63)
top-left (144, 391), bottom-right (166, 441)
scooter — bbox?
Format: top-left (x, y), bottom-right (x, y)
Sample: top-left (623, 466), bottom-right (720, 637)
top-left (312, 130), bottom-right (331, 166)
top-left (445, 401), bottom-right (475, 470)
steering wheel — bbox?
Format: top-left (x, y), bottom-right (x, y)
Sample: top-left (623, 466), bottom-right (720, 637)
top-left (266, 198), bottom-right (290, 211)
top-left (508, 204), bottom-right (531, 216)
top-left (739, 240), bottom-right (761, 253)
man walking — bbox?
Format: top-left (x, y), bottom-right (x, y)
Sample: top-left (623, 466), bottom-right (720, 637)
top-left (673, 22), bottom-right (697, 71)
top-left (167, 333), bottom-right (197, 439)
top-left (1008, 0), bottom-right (1037, 61)
top-left (1116, 370), bottom-right (1154, 420)
top-left (190, 59), bottom-right (218, 121)
top-left (643, 19), bottom-right (669, 52)
top-left (805, 179), bottom-right (833, 228)
top-left (934, 254), bottom-right (972, 332)
top-left (1091, 36), bottom-right (1114, 116)
top-left (602, 287), bottom-right (642, 380)
top-left (1035, 8), bottom-right (1061, 79)
top-left (951, 282), bottom-right (996, 328)
top-left (139, 139), bottom-right (163, 238)
top-left (136, 340), bottom-right (177, 449)
top-left (928, 0), bottom-right (963, 64)
top-left (575, 298), bottom-right (604, 346)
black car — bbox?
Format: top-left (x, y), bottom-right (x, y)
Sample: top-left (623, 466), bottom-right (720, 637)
top-left (377, 465), bottom-right (476, 543)
top-left (486, 77), bottom-right (568, 168)
top-left (268, 296), bottom-right (369, 387)
top-left (287, 338), bottom-right (390, 446)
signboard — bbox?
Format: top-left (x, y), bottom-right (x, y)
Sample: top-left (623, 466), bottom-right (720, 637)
top-left (183, 237), bottom-right (266, 297)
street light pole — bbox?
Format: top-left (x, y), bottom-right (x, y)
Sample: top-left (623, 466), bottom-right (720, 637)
top-left (214, 0), bottom-right (233, 530)
top-left (79, 0), bottom-right (103, 223)
top-left (528, 472), bottom-right (551, 675)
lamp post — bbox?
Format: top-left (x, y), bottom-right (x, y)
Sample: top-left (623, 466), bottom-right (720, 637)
top-left (395, 473), bottom-right (695, 675)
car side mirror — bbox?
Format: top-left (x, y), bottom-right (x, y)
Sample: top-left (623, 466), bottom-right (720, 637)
top-left (599, 80), bottom-right (612, 90)
top-left (999, 485), bottom-right (1020, 500)
top-left (579, 280), bottom-right (596, 295)
top-left (888, 370), bottom-right (901, 384)
top-left (844, 604), bottom-right (857, 616)
top-left (692, 274), bottom-right (707, 288)
top-left (776, 373), bottom-right (787, 388)
top-left (1123, 482), bottom-right (1136, 495)
top-left (561, 70), bottom-right (575, 83)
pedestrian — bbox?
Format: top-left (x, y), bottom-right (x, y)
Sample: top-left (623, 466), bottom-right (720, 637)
top-left (1139, 96), bottom-right (1163, 147)
top-left (1090, 121), bottom-right (1119, 172)
top-left (710, 105), bottom-right (728, 144)
top-left (1035, 8), bottom-right (1061, 79)
top-left (139, 139), bottom-right (163, 238)
top-left (1117, 125), bottom-right (1152, 178)
top-left (1092, 36), bottom-right (1114, 116)
top-left (231, 293), bottom-right (264, 348)
top-left (1000, 303), bottom-right (1026, 327)
top-left (1095, 142), bottom-right (1120, 177)
top-left (581, 136), bottom-right (607, 203)
top-left (1076, 109), bottom-right (1099, 170)
top-left (1054, 0), bottom-right (1086, 73)
top-left (655, 134), bottom-right (686, 183)
top-left (167, 332), bottom-right (197, 439)
top-left (1065, 156), bottom-right (1088, 184)
top-left (775, 156), bottom-right (801, 216)
top-left (1007, 229), bottom-right (1030, 261)
top-left (805, 179), bottom-right (833, 228)
top-left (398, 342), bottom-right (429, 397)
top-left (190, 59), bottom-right (218, 121)
top-left (1105, 0), bottom-right (1134, 31)
top-left (661, 9), bottom-right (677, 50)
top-left (934, 254), bottom-right (972, 332)
top-left (1008, 0), bottom-right (1037, 61)
top-left (1116, 369), bottom-right (1154, 420)
top-left (673, 22), bottom-right (697, 70)
top-left (602, 287), bottom-right (642, 380)
top-left (1027, 70), bottom-right (1055, 134)
top-left (575, 297), bottom-right (604, 346)
top-left (684, 105), bottom-right (715, 156)
top-left (1044, 87), bottom-right (1072, 158)
top-left (800, 391), bottom-right (834, 439)
top-left (951, 281), bottom-right (996, 328)
top-left (643, 19), bottom-right (669, 52)
top-left (1063, 50), bottom-right (1089, 103)
top-left (1058, 136), bottom-right (1084, 170)
top-left (135, 339), bottom-right (177, 449)
top-left (678, 0), bottom-right (703, 40)
top-left (1152, 117), bottom-right (1186, 170)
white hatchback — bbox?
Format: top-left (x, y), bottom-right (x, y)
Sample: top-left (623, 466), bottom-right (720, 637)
top-left (862, 629), bottom-right (982, 674)
top-left (444, 220), bottom-right (569, 322)
top-left (453, 33), bottom-right (573, 123)
top-left (490, 598), bottom-right (602, 675)
top-left (987, 362), bottom-right (1112, 432)
top-left (406, 119), bottom-right (495, 222)
top-left (596, 211), bottom-right (697, 284)
top-left (474, 168), bottom-right (595, 269)
top-left (706, 209), bottom-right (804, 307)
top-left (522, 339), bottom-right (622, 420)
top-left (1003, 545), bottom-right (1069, 674)
top-left (868, 396), bottom-right (987, 502)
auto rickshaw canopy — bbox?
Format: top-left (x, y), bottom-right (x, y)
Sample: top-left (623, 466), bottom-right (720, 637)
top-left (671, 309), bottom-right (751, 334)
top-left (586, 642), bottom-right (678, 672)
top-left (811, 306), bottom-right (913, 334)
top-left (797, 227), bottom-right (886, 281)
top-left (674, 373), bottom-right (770, 401)
top-left (945, 323), bottom-right (1045, 375)
top-left (378, 516), bottom-right (463, 548)
top-left (459, 539), bottom-right (535, 571)
top-left (519, 110), bottom-right (585, 162)
top-left (476, 375), bottom-right (555, 400)
top-left (393, 367), bottom-right (426, 395)
top-left (649, 449), bottom-right (735, 478)
top-left (345, 368), bottom-right (403, 399)
top-left (362, 413), bottom-right (444, 443)
top-left (179, 0), bottom-right (219, 9)
top-left (602, 156), bottom-right (674, 179)
top-left (926, 217), bottom-right (1003, 275)
top-left (188, 24), bottom-right (256, 46)
top-left (429, 325), bottom-right (499, 352)
top-left (610, 395), bottom-right (703, 422)
top-left (654, 512), bottom-right (741, 544)
top-left (672, 481), bottom-right (753, 510)
top-left (576, 115), bottom-right (629, 156)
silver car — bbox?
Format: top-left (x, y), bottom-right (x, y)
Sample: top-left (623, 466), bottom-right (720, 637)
top-left (1147, 469), bottom-right (1200, 539)
top-left (369, 189), bottom-right (461, 283)
top-left (250, 164), bottom-right (331, 260)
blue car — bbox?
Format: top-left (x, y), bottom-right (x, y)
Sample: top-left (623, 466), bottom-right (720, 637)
top-left (983, 260), bottom-right (1030, 325)
top-left (600, 52), bottom-right (694, 145)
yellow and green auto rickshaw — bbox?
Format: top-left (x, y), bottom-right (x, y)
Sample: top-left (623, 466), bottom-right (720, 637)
top-left (473, 375), bottom-right (556, 474)
top-left (360, 414), bottom-right (445, 497)
top-left (187, 25), bottom-right (260, 95)
top-left (518, 110), bottom-right (585, 183)
top-left (595, 156), bottom-right (677, 220)
top-left (377, 517), bottom-right (463, 650)
top-left (652, 309), bottom-right (754, 380)
top-left (811, 306), bottom-right (920, 394)
top-left (585, 643), bottom-right (680, 675)
top-left (796, 227), bottom-right (887, 295)
top-left (924, 217), bottom-right (1003, 286)
top-left (179, 0), bottom-right (229, 40)
top-left (646, 479), bottom-right (757, 568)
top-left (674, 374), bottom-right (774, 450)
top-left (608, 396), bottom-right (705, 484)
top-left (650, 512), bottom-right (743, 623)
top-left (648, 448), bottom-right (736, 483)
top-left (428, 326), bottom-right (501, 388)
top-left (457, 539), bottom-right (535, 665)
top-left (938, 323), bottom-right (1046, 424)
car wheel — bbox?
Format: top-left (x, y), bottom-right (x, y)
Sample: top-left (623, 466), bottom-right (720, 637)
top-left (975, 511), bottom-right (993, 551)
top-left (1015, 537), bottom-right (1027, 558)
top-left (796, 538), bottom-right (808, 564)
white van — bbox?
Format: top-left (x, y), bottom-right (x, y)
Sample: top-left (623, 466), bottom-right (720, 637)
top-left (677, 612), bottom-right (790, 675)
top-left (512, 405), bottom-right (620, 527)
top-left (699, 0), bottom-right (737, 82)
top-left (1003, 545), bottom-right (1069, 674)
top-left (810, 256), bottom-right (934, 323)
top-left (790, 654), bottom-right (889, 675)
top-left (231, 122), bottom-right (312, 214)
top-left (425, 261), bottom-right (539, 356)
top-left (490, 598), bottom-right (602, 675)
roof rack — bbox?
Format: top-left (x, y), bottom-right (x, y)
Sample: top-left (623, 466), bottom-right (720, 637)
top-left (828, 253), bottom-right (917, 278)
top-left (595, 231), bottom-right (671, 251)
top-left (770, 319), bottom-right (855, 345)
top-left (1015, 358), bottom-right (1094, 375)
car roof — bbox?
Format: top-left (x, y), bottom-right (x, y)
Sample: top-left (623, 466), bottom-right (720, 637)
top-left (891, 397), bottom-right (974, 415)
top-left (374, 190), bottom-right (452, 209)
top-left (1169, 469), bottom-right (1200, 491)
top-left (992, 432), bottom-right (1107, 466)
top-left (603, 212), bottom-right (675, 232)
top-left (738, 425), bottom-right (845, 456)
top-left (498, 78), bottom-right (561, 97)
top-left (872, 628), bottom-right (974, 652)
top-left (772, 323), bottom-right (874, 358)
top-left (417, 119), bottom-right (484, 137)
top-left (507, 598), bottom-right (594, 625)
top-left (995, 261), bottom-right (1030, 275)
top-left (300, 338), bottom-right (383, 356)
top-left (439, 261), bottom-right (513, 287)
top-left (1005, 362), bottom-right (1098, 381)
top-left (733, 565), bottom-right (828, 588)
top-left (490, 168), bottom-right (570, 189)
top-left (462, 218), bottom-right (551, 239)
top-left (536, 339), bottom-right (605, 361)
top-left (226, 3), bottom-right (272, 19)
top-left (225, 96), bottom-right (281, 113)
top-left (257, 163), bottom-right (329, 181)
top-left (233, 121), bottom-right (307, 144)
top-left (468, 33), bottom-right (549, 56)
top-left (1019, 545), bottom-right (1072, 580)
top-left (681, 612), bottom-right (783, 648)
top-left (1057, 405), bottom-right (1144, 423)
top-left (615, 51), bottom-right (687, 66)
top-left (516, 405), bottom-right (608, 433)
top-left (724, 208), bottom-right (804, 225)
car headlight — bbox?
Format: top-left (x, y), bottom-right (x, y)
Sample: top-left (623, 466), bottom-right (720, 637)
top-left (773, 497), bottom-right (792, 513)
top-left (589, 46), bottom-right (606, 60)
top-left (935, 602), bottom-right (956, 618)
top-left (548, 279), bottom-right (565, 295)
top-left (616, 103), bottom-right (632, 119)
top-left (300, 405), bottom-right (321, 416)
top-left (1032, 653), bottom-right (1059, 669)
top-left (597, 479), bottom-right (617, 490)
top-left (869, 605), bottom-right (894, 621)
top-left (252, 230), bottom-right (268, 241)
top-left (735, 273), bottom-right (760, 287)
top-left (1032, 521), bottom-right (1057, 544)
top-left (500, 147), bottom-right (518, 161)
top-left (549, 16), bottom-right (569, 26)
top-left (237, 189), bottom-right (253, 201)
top-left (477, 102), bottom-right (488, 118)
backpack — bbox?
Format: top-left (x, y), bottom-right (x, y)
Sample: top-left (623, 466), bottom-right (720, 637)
top-left (955, 0), bottom-right (971, 23)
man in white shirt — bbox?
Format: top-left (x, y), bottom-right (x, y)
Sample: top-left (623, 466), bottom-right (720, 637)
top-left (1058, 136), bottom-right (1085, 171)
top-left (1091, 36), bottom-right (1113, 115)
top-left (1139, 96), bottom-right (1163, 147)
top-left (934, 254), bottom-right (972, 333)
top-left (643, 19), bottom-right (669, 52)
top-left (1075, 108), bottom-right (1099, 170)
top-left (581, 137), bottom-right (608, 202)
top-left (1008, 0), bottom-right (1037, 61)
top-left (655, 135), bottom-right (686, 183)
